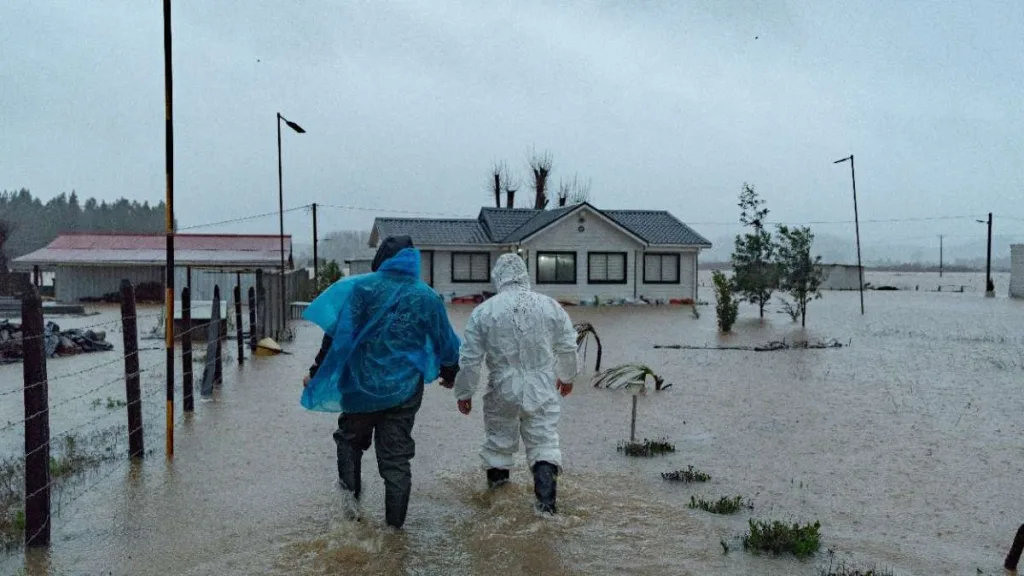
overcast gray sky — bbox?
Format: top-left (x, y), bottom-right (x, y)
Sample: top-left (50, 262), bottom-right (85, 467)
top-left (2, 0), bottom-right (1023, 252)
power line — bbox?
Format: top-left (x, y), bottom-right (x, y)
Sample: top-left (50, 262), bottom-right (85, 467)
top-left (176, 205), bottom-right (311, 231)
top-left (318, 203), bottom-right (475, 219)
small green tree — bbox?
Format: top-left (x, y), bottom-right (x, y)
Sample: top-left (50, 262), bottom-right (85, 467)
top-left (731, 183), bottom-right (776, 318)
top-left (774, 225), bottom-right (824, 327)
top-left (313, 260), bottom-right (342, 297)
top-left (712, 270), bottom-right (739, 333)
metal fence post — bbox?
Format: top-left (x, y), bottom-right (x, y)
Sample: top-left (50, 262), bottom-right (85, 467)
top-left (247, 286), bottom-right (257, 352)
top-left (213, 285), bottom-right (223, 386)
top-left (182, 287), bottom-right (193, 412)
top-left (234, 284), bottom-right (244, 366)
top-left (22, 287), bottom-right (50, 547)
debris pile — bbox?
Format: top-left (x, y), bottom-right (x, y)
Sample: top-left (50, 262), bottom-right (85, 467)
top-left (654, 338), bottom-right (846, 352)
top-left (0, 320), bottom-right (114, 364)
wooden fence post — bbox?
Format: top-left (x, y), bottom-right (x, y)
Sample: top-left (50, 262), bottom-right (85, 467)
top-left (234, 284), bottom-right (244, 366)
top-left (1005, 523), bottom-right (1024, 570)
top-left (22, 287), bottom-right (50, 547)
top-left (182, 287), bottom-right (193, 413)
top-left (213, 285), bottom-right (223, 385)
top-left (248, 286), bottom-right (257, 351)
top-left (120, 280), bottom-right (144, 459)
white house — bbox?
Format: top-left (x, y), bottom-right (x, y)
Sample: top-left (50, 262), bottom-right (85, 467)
top-left (369, 202), bottom-right (712, 303)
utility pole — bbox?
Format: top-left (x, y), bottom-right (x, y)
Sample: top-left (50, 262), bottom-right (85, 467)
top-left (986, 212), bottom-right (993, 295)
top-left (312, 202), bottom-right (319, 286)
top-left (939, 235), bottom-right (943, 277)
top-left (833, 155), bottom-right (864, 314)
top-left (162, 0), bottom-right (175, 457)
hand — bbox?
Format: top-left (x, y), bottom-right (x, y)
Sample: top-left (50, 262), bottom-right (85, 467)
top-left (557, 380), bottom-right (573, 397)
top-left (303, 375), bottom-right (311, 388)
top-left (438, 378), bottom-right (455, 389)
top-left (458, 398), bottom-right (472, 415)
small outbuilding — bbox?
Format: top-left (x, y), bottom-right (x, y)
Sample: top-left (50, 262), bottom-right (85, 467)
top-left (820, 263), bottom-right (864, 291)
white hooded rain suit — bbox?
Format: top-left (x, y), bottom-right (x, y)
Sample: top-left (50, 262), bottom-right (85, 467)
top-left (453, 253), bottom-right (580, 472)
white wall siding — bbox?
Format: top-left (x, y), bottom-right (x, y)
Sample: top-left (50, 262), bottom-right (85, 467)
top-left (821, 265), bottom-right (863, 291)
top-left (522, 206), bottom-right (644, 302)
top-left (427, 248), bottom-right (506, 298)
top-left (1011, 244), bottom-right (1023, 299)
top-left (637, 250), bottom-right (698, 302)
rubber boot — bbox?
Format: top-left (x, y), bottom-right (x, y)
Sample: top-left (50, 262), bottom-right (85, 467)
top-left (532, 461), bottom-right (558, 514)
top-left (336, 449), bottom-right (363, 521)
top-left (487, 468), bottom-right (510, 489)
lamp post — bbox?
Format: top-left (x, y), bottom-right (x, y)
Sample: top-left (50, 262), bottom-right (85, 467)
top-left (976, 212), bottom-right (993, 296)
top-left (833, 154), bottom-right (864, 315)
top-left (277, 112), bottom-right (305, 338)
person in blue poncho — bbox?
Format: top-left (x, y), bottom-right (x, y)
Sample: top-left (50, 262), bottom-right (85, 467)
top-left (301, 235), bottom-right (461, 529)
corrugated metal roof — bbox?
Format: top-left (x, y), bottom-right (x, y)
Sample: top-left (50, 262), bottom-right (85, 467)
top-left (12, 233), bottom-right (292, 269)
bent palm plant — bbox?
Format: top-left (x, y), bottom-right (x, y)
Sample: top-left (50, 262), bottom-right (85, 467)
top-left (592, 363), bottom-right (670, 444)
top-left (574, 322), bottom-right (602, 372)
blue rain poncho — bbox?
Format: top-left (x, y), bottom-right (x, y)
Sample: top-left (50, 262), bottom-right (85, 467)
top-left (300, 247), bottom-right (460, 413)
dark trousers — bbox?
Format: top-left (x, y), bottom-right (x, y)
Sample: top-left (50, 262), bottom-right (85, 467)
top-left (333, 382), bottom-right (423, 529)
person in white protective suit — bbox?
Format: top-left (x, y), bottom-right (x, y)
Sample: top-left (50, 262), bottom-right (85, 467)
top-left (452, 252), bottom-right (579, 514)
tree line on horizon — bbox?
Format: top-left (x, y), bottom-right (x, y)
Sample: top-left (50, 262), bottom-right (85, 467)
top-left (0, 188), bottom-right (168, 269)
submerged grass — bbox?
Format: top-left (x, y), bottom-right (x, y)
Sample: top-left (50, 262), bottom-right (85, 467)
top-left (689, 495), bottom-right (751, 515)
top-left (742, 518), bottom-right (822, 558)
top-left (1, 428), bottom-right (125, 550)
top-left (617, 438), bottom-right (676, 457)
top-left (661, 465), bottom-right (711, 483)
top-left (818, 564), bottom-right (895, 576)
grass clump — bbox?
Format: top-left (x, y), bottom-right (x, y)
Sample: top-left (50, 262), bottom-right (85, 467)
top-left (742, 518), bottom-right (821, 558)
top-left (617, 438), bottom-right (676, 457)
top-left (689, 495), bottom-right (751, 515)
top-left (818, 564), bottom-right (894, 576)
top-left (662, 465), bottom-right (710, 483)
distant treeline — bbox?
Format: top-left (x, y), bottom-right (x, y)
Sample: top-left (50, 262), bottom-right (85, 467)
top-left (698, 260), bottom-right (1009, 273)
top-left (0, 188), bottom-right (168, 263)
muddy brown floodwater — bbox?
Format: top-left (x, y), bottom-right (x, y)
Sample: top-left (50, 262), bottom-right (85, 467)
top-left (2, 272), bottom-right (1023, 575)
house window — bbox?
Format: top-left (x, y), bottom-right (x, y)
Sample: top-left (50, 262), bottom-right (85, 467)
top-left (537, 252), bottom-right (576, 284)
top-left (451, 252), bottom-right (490, 283)
top-left (588, 252), bottom-right (627, 284)
top-left (643, 253), bottom-right (680, 284)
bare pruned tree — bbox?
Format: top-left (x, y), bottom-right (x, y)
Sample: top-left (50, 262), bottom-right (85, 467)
top-left (529, 150), bottom-right (554, 209)
top-left (489, 161), bottom-right (507, 208)
top-left (556, 173), bottom-right (592, 207)
top-left (489, 161), bottom-right (522, 208)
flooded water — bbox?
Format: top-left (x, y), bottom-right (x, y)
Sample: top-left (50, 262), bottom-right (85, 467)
top-left (2, 273), bottom-right (1023, 575)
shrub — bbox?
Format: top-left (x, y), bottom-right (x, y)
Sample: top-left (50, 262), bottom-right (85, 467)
top-left (713, 271), bottom-right (739, 332)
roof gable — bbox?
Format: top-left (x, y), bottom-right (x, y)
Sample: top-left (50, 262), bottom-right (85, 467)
top-left (369, 203), bottom-right (712, 249)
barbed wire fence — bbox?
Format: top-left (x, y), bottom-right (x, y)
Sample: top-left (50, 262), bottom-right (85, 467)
top-left (1, 277), bottom-right (259, 551)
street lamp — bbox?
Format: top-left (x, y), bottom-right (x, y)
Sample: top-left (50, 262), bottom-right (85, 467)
top-left (277, 112), bottom-right (305, 339)
top-left (976, 213), bottom-right (994, 296)
top-left (833, 154), bottom-right (864, 315)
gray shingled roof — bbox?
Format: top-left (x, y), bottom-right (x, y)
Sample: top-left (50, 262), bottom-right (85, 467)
top-left (372, 203), bottom-right (711, 248)
top-left (501, 206), bottom-right (575, 242)
top-left (478, 208), bottom-right (540, 240)
top-left (605, 210), bottom-right (712, 247)
top-left (373, 218), bottom-right (491, 245)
